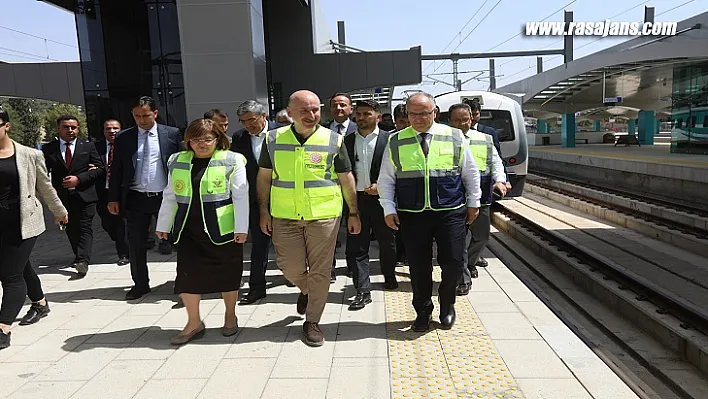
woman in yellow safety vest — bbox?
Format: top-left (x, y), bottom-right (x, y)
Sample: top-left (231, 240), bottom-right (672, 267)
top-left (157, 118), bottom-right (249, 346)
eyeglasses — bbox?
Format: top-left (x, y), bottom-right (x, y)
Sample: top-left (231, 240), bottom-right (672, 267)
top-left (190, 137), bottom-right (217, 144)
top-left (407, 109), bottom-right (435, 118)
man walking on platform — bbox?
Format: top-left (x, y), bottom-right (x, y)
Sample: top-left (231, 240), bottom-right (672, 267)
top-left (378, 92), bottom-right (481, 332)
top-left (258, 90), bottom-right (361, 347)
top-left (95, 119), bottom-right (130, 266)
top-left (448, 103), bottom-right (508, 295)
top-left (107, 96), bottom-right (182, 300)
top-left (42, 115), bottom-right (104, 277)
top-left (343, 99), bottom-right (397, 311)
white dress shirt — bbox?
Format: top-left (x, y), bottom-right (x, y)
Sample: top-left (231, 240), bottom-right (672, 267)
top-left (354, 128), bottom-right (379, 191)
top-left (60, 138), bottom-right (77, 162)
top-left (132, 123), bottom-right (167, 192)
top-left (330, 119), bottom-right (351, 134)
top-left (377, 124), bottom-right (482, 216)
top-left (157, 154), bottom-right (250, 234)
top-left (250, 124), bottom-right (268, 161)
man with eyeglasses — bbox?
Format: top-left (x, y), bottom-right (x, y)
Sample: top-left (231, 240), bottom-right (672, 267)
top-left (230, 100), bottom-right (282, 304)
top-left (378, 92), bottom-right (481, 332)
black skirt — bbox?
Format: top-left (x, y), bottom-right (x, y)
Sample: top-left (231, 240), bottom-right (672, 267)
top-left (174, 157), bottom-right (243, 295)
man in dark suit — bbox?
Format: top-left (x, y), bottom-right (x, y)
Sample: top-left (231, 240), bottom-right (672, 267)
top-left (42, 115), bottom-right (104, 277)
top-left (107, 96), bottom-right (182, 300)
top-left (95, 119), bottom-right (129, 266)
top-left (325, 93), bottom-right (358, 135)
top-left (228, 101), bottom-right (280, 304)
top-left (466, 99), bottom-right (506, 271)
top-left (343, 99), bottom-right (398, 311)
top-left (323, 93), bottom-right (357, 282)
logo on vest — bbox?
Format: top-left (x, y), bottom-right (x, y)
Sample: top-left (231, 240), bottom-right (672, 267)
top-left (213, 178), bottom-right (224, 188)
top-left (174, 180), bottom-right (185, 193)
top-left (309, 153), bottom-right (323, 164)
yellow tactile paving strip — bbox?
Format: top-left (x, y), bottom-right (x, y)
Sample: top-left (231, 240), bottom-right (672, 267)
top-left (385, 266), bottom-right (525, 399)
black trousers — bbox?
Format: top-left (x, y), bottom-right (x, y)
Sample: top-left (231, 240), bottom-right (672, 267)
top-left (395, 229), bottom-right (407, 263)
top-left (399, 207), bottom-right (466, 314)
top-left (247, 201), bottom-right (272, 293)
top-left (64, 193), bottom-right (96, 264)
top-left (125, 191), bottom-right (162, 290)
top-left (346, 193), bottom-right (396, 293)
top-left (0, 202), bottom-right (40, 325)
top-left (460, 206), bottom-right (491, 285)
top-left (97, 192), bottom-right (129, 258)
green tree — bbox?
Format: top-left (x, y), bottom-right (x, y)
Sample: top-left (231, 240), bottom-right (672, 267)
top-left (41, 103), bottom-right (88, 140)
top-left (5, 98), bottom-right (43, 147)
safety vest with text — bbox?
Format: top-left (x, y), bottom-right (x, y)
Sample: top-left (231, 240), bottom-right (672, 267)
top-left (168, 150), bottom-right (244, 244)
top-left (267, 125), bottom-right (343, 220)
top-left (388, 123), bottom-right (466, 212)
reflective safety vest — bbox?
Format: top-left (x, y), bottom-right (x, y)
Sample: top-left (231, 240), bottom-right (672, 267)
top-left (168, 150), bottom-right (245, 245)
top-left (267, 125), bottom-right (343, 220)
top-left (467, 130), bottom-right (494, 206)
top-left (388, 123), bottom-right (465, 212)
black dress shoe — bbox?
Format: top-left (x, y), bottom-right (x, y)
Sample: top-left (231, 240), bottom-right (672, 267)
top-left (0, 330), bottom-right (10, 350)
top-left (330, 271), bottom-right (336, 283)
top-left (158, 239), bottom-right (172, 255)
top-left (348, 293), bottom-right (372, 311)
top-left (296, 293), bottom-right (308, 315)
top-left (412, 313), bottom-right (432, 332)
top-left (475, 257), bottom-right (488, 268)
top-left (19, 302), bottom-right (50, 325)
top-left (75, 261), bottom-right (88, 277)
top-left (469, 266), bottom-right (479, 279)
top-left (117, 256), bottom-right (130, 266)
top-left (125, 287), bottom-right (151, 300)
top-left (440, 305), bottom-right (456, 329)
top-left (455, 283), bottom-right (470, 296)
top-left (239, 290), bottom-right (266, 305)
top-left (285, 280), bottom-right (296, 287)
top-left (384, 277), bottom-right (399, 290)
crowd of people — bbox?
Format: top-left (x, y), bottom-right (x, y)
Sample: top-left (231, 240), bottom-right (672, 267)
top-left (0, 88), bottom-right (509, 350)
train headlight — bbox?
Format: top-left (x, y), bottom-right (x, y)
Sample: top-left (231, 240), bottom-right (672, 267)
top-left (509, 157), bottom-right (517, 165)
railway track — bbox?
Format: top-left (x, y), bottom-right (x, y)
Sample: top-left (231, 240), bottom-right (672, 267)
top-left (526, 172), bottom-right (708, 237)
top-left (490, 196), bottom-right (708, 399)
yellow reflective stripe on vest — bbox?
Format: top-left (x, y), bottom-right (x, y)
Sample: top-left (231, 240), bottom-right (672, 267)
top-left (468, 131), bottom-right (493, 176)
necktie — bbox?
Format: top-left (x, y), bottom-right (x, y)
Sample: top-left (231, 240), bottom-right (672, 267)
top-left (337, 124), bottom-right (344, 134)
top-left (419, 133), bottom-right (429, 157)
top-left (141, 132), bottom-right (151, 187)
top-left (65, 142), bottom-right (73, 168)
top-left (106, 143), bottom-right (114, 184)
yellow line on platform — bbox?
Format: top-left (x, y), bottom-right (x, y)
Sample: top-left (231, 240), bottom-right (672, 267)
top-left (385, 266), bottom-right (525, 399)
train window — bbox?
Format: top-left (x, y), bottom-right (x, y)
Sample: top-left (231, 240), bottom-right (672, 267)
top-left (677, 118), bottom-right (683, 128)
top-left (703, 115), bottom-right (708, 127)
top-left (690, 116), bottom-right (697, 128)
top-left (437, 110), bottom-right (516, 142)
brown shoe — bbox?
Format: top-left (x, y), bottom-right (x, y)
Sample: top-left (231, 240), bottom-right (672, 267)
top-left (170, 322), bottom-right (206, 346)
top-left (303, 321), bottom-right (324, 347)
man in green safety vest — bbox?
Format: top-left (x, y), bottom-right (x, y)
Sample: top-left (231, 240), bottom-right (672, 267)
top-left (378, 92), bottom-right (482, 332)
top-left (257, 90), bottom-right (361, 347)
top-left (448, 103), bottom-right (508, 296)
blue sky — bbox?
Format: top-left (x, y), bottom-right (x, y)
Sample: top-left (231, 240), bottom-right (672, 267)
top-left (1, 0), bottom-right (705, 98)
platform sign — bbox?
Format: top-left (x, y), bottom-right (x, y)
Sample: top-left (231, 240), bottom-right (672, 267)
top-left (603, 96), bottom-right (623, 105)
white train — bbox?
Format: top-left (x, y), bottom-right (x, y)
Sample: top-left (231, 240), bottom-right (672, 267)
top-left (434, 90), bottom-right (528, 197)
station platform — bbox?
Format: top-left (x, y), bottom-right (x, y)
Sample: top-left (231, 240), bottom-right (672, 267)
top-left (528, 144), bottom-right (707, 209)
top-left (0, 217), bottom-right (639, 399)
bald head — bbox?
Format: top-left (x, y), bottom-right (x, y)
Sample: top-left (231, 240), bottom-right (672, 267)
top-left (406, 92), bottom-right (437, 132)
top-left (287, 90), bottom-right (322, 134)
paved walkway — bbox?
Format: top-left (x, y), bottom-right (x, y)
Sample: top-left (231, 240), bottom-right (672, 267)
top-left (0, 212), bottom-right (639, 398)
